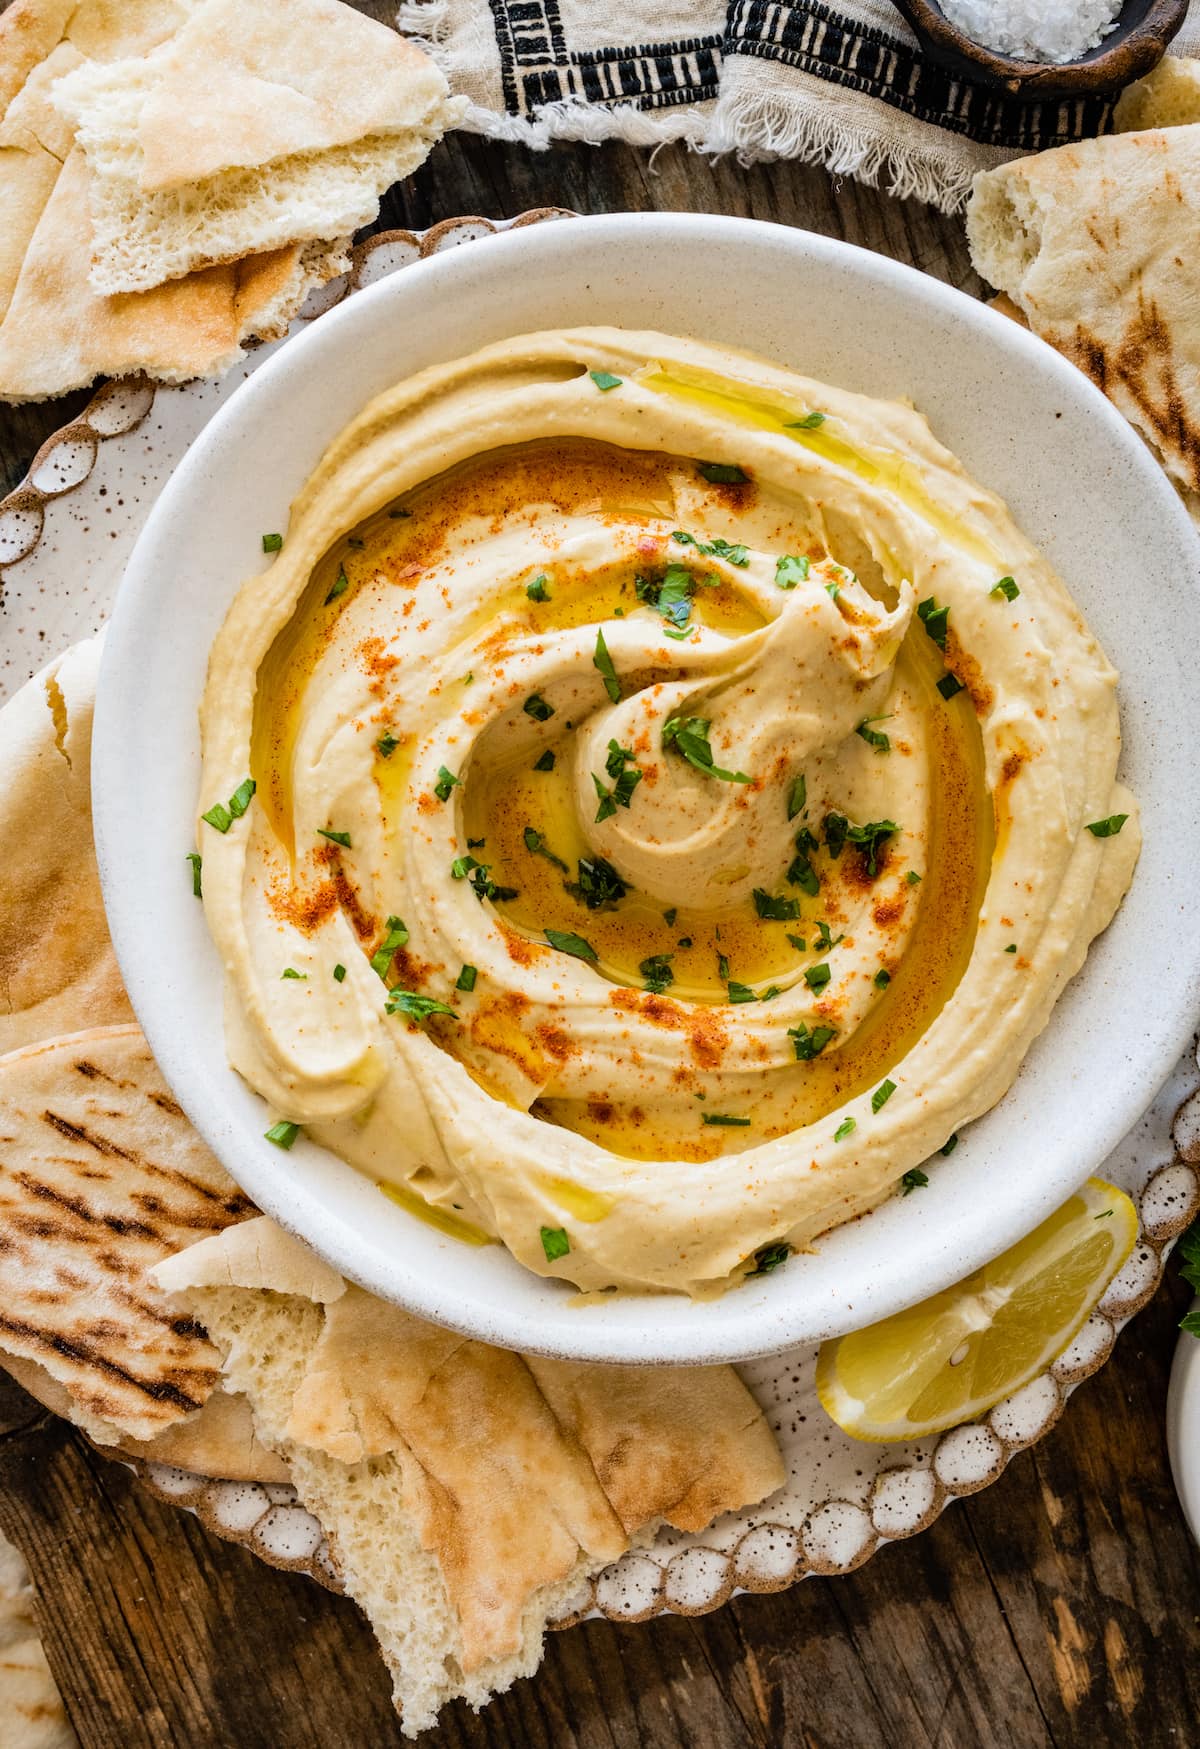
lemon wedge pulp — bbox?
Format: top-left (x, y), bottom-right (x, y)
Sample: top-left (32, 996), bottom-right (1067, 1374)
top-left (816, 1178), bottom-right (1137, 1443)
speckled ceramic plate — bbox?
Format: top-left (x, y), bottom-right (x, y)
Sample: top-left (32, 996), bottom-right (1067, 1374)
top-left (2, 210), bottom-right (1196, 1619)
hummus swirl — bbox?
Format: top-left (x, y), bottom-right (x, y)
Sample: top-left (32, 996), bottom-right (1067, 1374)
top-left (199, 329), bottom-right (1139, 1295)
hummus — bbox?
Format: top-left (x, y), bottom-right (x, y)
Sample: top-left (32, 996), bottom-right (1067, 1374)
top-left (198, 328), bottom-right (1139, 1296)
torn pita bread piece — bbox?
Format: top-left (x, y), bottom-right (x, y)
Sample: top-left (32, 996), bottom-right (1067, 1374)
top-left (1115, 55), bottom-right (1200, 132)
top-left (153, 1218), bottom-right (784, 1736)
top-left (966, 127), bottom-right (1200, 501)
top-left (51, 0), bottom-right (463, 294)
top-left (0, 638), bottom-right (134, 1057)
top-left (0, 1025), bottom-right (258, 1446)
top-left (0, 0), bottom-right (350, 400)
top-left (0, 1351), bottom-right (288, 1484)
top-left (0, 1532), bottom-right (75, 1749)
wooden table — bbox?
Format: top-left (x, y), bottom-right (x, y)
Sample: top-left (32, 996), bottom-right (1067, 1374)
top-left (2, 113), bottom-right (1200, 1749)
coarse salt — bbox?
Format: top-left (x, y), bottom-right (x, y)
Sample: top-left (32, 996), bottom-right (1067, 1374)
top-left (938, 0), bottom-right (1123, 64)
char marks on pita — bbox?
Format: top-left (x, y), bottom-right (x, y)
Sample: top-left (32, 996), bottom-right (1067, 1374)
top-left (0, 1026), bottom-right (255, 1444)
top-left (967, 124), bottom-right (1200, 504)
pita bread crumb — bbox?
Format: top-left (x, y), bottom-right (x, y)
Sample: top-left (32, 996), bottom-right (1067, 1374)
top-left (0, 1532), bottom-right (75, 1749)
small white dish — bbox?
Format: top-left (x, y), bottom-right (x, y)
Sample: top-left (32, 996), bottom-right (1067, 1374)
top-left (94, 213), bottom-right (1200, 1364)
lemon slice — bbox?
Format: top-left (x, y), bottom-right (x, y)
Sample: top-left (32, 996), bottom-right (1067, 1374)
top-left (816, 1177), bottom-right (1137, 1443)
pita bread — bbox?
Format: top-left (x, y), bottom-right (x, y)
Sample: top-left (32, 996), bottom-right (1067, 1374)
top-left (0, 1352), bottom-right (288, 1484)
top-left (0, 1025), bottom-right (255, 1444)
top-left (967, 127), bottom-right (1200, 499)
top-left (0, 0), bottom-right (350, 399)
top-left (1115, 56), bottom-right (1200, 133)
top-left (0, 639), bottom-right (133, 1056)
top-left (50, 0), bottom-right (460, 295)
top-left (152, 1218), bottom-right (784, 1733)
top-left (0, 1532), bottom-right (75, 1749)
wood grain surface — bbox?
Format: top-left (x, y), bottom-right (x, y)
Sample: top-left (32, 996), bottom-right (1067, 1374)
top-left (2, 8), bottom-right (1199, 1741)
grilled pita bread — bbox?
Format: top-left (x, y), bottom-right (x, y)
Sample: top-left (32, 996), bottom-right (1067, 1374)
top-left (0, 1352), bottom-right (288, 1483)
top-left (0, 1025), bottom-right (256, 1445)
top-left (967, 126), bottom-right (1200, 500)
top-left (1114, 55), bottom-right (1200, 132)
top-left (0, 638), bottom-right (133, 1057)
top-left (153, 1218), bottom-right (784, 1735)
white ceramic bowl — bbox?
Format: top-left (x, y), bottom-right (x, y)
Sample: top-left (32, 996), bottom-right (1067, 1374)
top-left (94, 213), bottom-right (1200, 1365)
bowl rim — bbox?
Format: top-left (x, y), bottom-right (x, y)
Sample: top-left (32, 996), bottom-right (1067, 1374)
top-left (94, 211), bottom-right (1200, 1364)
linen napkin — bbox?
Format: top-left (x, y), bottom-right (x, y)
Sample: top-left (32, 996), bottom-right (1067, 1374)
top-left (397, 0), bottom-right (1200, 211)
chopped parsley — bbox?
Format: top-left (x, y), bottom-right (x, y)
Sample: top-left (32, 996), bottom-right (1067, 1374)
top-left (834, 1116), bottom-right (856, 1141)
top-left (824, 813), bottom-right (898, 878)
top-left (917, 595), bottom-right (949, 650)
top-left (376, 732), bottom-right (399, 759)
top-left (186, 852), bottom-right (202, 897)
top-left (872, 1078), bottom-right (897, 1113)
top-left (906, 870), bottom-right (922, 885)
top-left (386, 988), bottom-right (458, 1023)
top-left (593, 627), bottom-right (621, 702)
top-left (855, 714), bottom-right (892, 753)
top-left (753, 888), bottom-right (800, 921)
top-left (814, 920), bottom-right (844, 951)
top-left (541, 1226), bottom-right (570, 1261)
top-left (523, 693), bottom-right (555, 722)
top-left (991, 575), bottom-right (1020, 600)
top-left (463, 861), bottom-right (518, 904)
top-left (787, 774), bottom-right (807, 820)
top-left (523, 826), bottom-right (569, 872)
top-left (640, 953), bottom-right (675, 993)
top-left (787, 827), bottom-right (820, 896)
top-left (940, 1133), bottom-right (959, 1156)
top-left (747, 1240), bottom-right (792, 1274)
top-left (324, 566), bottom-right (349, 604)
top-left (1005, 943), bottom-right (1017, 953)
top-left (388, 507), bottom-right (411, 520)
top-left (727, 981), bottom-right (758, 1004)
top-left (717, 952), bottom-right (730, 979)
top-left (545, 928), bottom-right (598, 961)
top-left (637, 563), bottom-right (709, 634)
top-left (261, 532), bottom-right (283, 552)
top-left (775, 554), bottom-right (810, 590)
top-left (786, 411), bottom-right (826, 430)
top-left (697, 461), bottom-right (749, 485)
top-left (703, 1112), bottom-right (752, 1126)
top-left (900, 1168), bottom-right (928, 1194)
top-left (434, 765), bottom-right (460, 803)
top-left (533, 749), bottom-right (556, 772)
top-left (1178, 1224), bottom-right (1200, 1336)
top-left (526, 573), bottom-right (551, 602)
top-left (664, 908), bottom-right (677, 926)
top-left (568, 855), bottom-right (627, 911)
top-left (333, 963), bottom-right (347, 982)
top-left (318, 827), bottom-right (352, 849)
top-left (937, 672), bottom-right (966, 701)
top-left (589, 369), bottom-right (622, 391)
top-left (1086, 814), bottom-right (1129, 838)
top-left (804, 963), bottom-right (831, 993)
top-left (202, 776), bottom-right (256, 834)
top-left (369, 915), bottom-right (409, 978)
top-left (281, 968), bottom-right (306, 980)
top-left (456, 964), bottom-right (478, 993)
top-left (593, 741), bottom-right (642, 821)
top-left (265, 1120), bottom-right (299, 1149)
top-left (789, 1022), bottom-right (836, 1061)
top-left (671, 530), bottom-right (749, 566)
top-left (874, 968), bottom-right (891, 989)
top-left (786, 933), bottom-right (807, 953)
top-left (662, 716), bottom-right (750, 784)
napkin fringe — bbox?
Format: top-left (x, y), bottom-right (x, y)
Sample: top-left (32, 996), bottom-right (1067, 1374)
top-left (706, 88), bottom-right (976, 214)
